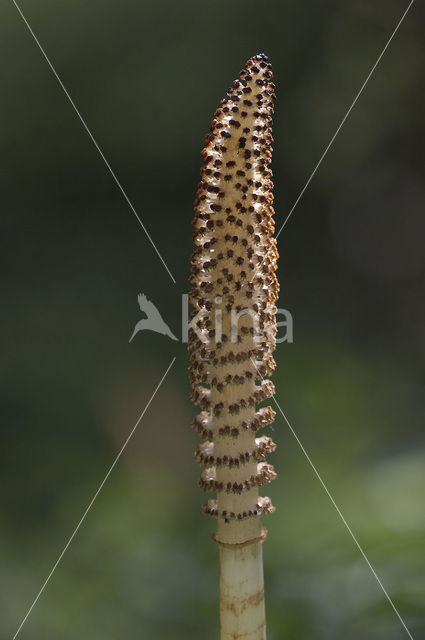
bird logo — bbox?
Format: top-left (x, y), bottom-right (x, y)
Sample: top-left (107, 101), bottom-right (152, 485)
top-left (129, 293), bottom-right (178, 342)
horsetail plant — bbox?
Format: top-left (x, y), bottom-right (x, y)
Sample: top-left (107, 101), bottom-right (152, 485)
top-left (189, 54), bottom-right (278, 640)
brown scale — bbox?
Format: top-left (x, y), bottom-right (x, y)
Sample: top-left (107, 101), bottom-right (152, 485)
top-left (189, 53), bottom-right (278, 545)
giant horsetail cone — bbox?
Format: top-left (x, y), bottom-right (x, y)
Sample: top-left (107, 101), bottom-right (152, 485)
top-left (189, 53), bottom-right (278, 549)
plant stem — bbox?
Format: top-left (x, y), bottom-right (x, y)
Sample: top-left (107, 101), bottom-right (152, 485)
top-left (190, 52), bottom-right (278, 640)
top-left (219, 536), bottom-right (267, 640)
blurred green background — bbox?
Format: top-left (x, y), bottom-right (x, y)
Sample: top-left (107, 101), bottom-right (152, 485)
top-left (1, 0), bottom-right (424, 638)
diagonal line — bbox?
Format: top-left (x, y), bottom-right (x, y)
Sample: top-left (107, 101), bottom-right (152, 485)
top-left (11, 0), bottom-right (176, 285)
top-left (276, 0), bottom-right (415, 239)
top-left (272, 399), bottom-right (414, 639)
top-left (251, 358), bottom-right (414, 639)
top-left (12, 356), bottom-right (176, 640)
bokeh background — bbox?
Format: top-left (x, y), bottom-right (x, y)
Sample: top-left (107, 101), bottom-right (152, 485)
top-left (1, 0), bottom-right (424, 638)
